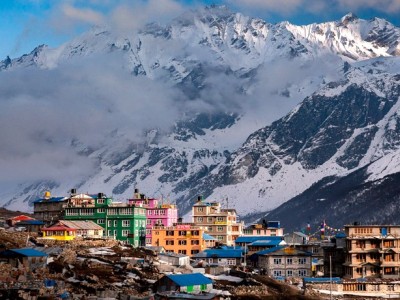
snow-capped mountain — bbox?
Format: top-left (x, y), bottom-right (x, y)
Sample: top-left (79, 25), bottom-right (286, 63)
top-left (1, 6), bottom-right (400, 228)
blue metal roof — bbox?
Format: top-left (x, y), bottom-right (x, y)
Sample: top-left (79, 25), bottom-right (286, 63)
top-left (249, 239), bottom-right (282, 247)
top-left (303, 277), bottom-right (341, 283)
top-left (0, 248), bottom-right (48, 257)
top-left (166, 273), bottom-right (212, 286)
top-left (253, 246), bottom-right (285, 256)
top-left (17, 220), bottom-right (45, 225)
top-left (194, 248), bottom-right (243, 259)
top-left (202, 233), bottom-right (216, 241)
top-left (235, 236), bottom-right (283, 244)
top-left (33, 197), bottom-right (66, 203)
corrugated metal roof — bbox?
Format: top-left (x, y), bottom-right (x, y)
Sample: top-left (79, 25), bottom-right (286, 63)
top-left (303, 277), bottom-right (341, 283)
top-left (33, 197), bottom-right (66, 203)
top-left (17, 220), bottom-right (45, 225)
top-left (0, 248), bottom-right (48, 257)
top-left (194, 248), bottom-right (242, 259)
top-left (166, 273), bottom-right (212, 286)
top-left (202, 233), bottom-right (216, 241)
top-left (159, 252), bottom-right (188, 258)
top-left (42, 226), bottom-right (76, 231)
top-left (252, 246), bottom-right (285, 256)
top-left (235, 236), bottom-right (283, 243)
top-left (7, 215), bottom-right (34, 221)
top-left (58, 220), bottom-right (103, 230)
top-left (248, 239), bottom-right (282, 246)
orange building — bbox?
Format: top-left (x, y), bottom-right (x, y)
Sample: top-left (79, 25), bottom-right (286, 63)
top-left (151, 223), bottom-right (206, 256)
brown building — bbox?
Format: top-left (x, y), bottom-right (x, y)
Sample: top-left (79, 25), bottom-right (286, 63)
top-left (192, 197), bottom-right (243, 246)
top-left (344, 224), bottom-right (400, 279)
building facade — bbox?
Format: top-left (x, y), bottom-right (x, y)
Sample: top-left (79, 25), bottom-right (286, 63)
top-left (192, 197), bottom-right (243, 246)
top-left (128, 189), bottom-right (178, 245)
top-left (344, 225), bottom-right (400, 279)
top-left (63, 191), bottom-right (147, 246)
top-left (151, 223), bottom-right (206, 256)
top-left (258, 247), bottom-right (312, 278)
top-left (243, 221), bottom-right (284, 237)
top-left (33, 191), bottom-right (68, 223)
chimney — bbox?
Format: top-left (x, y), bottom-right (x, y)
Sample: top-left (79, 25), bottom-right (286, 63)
top-left (197, 195), bottom-right (203, 202)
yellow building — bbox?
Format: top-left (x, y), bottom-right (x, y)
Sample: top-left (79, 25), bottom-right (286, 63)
top-left (41, 225), bottom-right (77, 241)
top-left (151, 223), bottom-right (206, 256)
top-left (192, 197), bottom-right (243, 246)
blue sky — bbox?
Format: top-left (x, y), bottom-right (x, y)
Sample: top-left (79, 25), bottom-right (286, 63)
top-left (1, 0), bottom-right (400, 59)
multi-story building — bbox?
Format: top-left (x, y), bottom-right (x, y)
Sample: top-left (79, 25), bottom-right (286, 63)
top-left (192, 196), bottom-right (243, 246)
top-left (344, 224), bottom-right (400, 279)
top-left (258, 246), bottom-right (312, 278)
top-left (33, 191), bottom-right (68, 223)
top-left (151, 222), bottom-right (206, 256)
top-left (128, 188), bottom-right (178, 245)
top-left (243, 221), bottom-right (284, 237)
top-left (62, 191), bottom-right (147, 246)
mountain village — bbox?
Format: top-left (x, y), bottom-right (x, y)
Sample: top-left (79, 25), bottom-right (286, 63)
top-left (1, 188), bottom-right (400, 299)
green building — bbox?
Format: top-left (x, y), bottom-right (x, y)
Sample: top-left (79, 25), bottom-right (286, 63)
top-left (63, 192), bottom-right (147, 246)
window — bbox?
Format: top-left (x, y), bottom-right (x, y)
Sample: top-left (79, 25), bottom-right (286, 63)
top-left (146, 229), bottom-right (151, 235)
top-left (122, 220), bottom-right (130, 227)
top-left (98, 219), bottom-right (105, 224)
top-left (273, 258), bottom-right (282, 265)
top-left (298, 269), bottom-right (307, 277)
top-left (191, 240), bottom-right (200, 245)
top-left (207, 217), bottom-right (213, 223)
top-left (197, 217), bottom-right (203, 222)
top-left (120, 208), bottom-right (132, 215)
top-left (98, 208), bottom-right (105, 213)
top-left (178, 250), bottom-right (187, 254)
top-left (113, 230), bottom-right (117, 236)
top-left (166, 240), bottom-right (174, 245)
top-left (217, 226), bottom-right (224, 232)
top-left (200, 284), bottom-right (207, 291)
top-left (122, 230), bottom-right (130, 237)
top-left (299, 258), bottom-right (307, 264)
top-left (273, 270), bottom-right (282, 277)
top-left (388, 285), bottom-right (395, 291)
top-left (107, 230), bottom-right (112, 236)
top-left (287, 270), bottom-right (293, 277)
top-left (166, 230), bottom-right (174, 236)
top-left (108, 220), bottom-right (112, 227)
top-left (217, 217), bottom-right (224, 222)
top-left (147, 220), bottom-right (151, 225)
top-left (179, 231), bottom-right (187, 236)
top-left (287, 258), bottom-right (293, 265)
top-left (178, 240), bottom-right (187, 245)
top-left (108, 209), bottom-right (117, 215)
top-left (191, 230), bottom-right (199, 236)
top-left (114, 220), bottom-right (118, 227)
top-left (98, 198), bottom-right (104, 204)
top-left (197, 207), bottom-right (203, 212)
top-left (146, 238), bottom-right (151, 244)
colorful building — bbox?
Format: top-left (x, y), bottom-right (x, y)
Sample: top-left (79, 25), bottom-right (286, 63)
top-left (192, 196), bottom-right (243, 246)
top-left (41, 225), bottom-right (77, 241)
top-left (151, 223), bottom-right (206, 256)
top-left (63, 191), bottom-right (147, 246)
top-left (128, 189), bottom-right (178, 245)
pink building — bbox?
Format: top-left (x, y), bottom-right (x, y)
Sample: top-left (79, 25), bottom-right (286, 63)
top-left (128, 189), bottom-right (178, 245)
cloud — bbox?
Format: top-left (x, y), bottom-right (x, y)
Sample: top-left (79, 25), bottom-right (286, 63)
top-left (0, 53), bottom-right (187, 185)
top-left (337, 0), bottom-right (400, 14)
top-left (62, 3), bottom-right (105, 25)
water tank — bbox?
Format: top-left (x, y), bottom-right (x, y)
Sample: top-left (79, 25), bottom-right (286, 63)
top-left (70, 188), bottom-right (77, 195)
top-left (98, 192), bottom-right (104, 199)
top-left (44, 191), bottom-right (51, 199)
